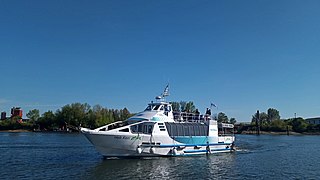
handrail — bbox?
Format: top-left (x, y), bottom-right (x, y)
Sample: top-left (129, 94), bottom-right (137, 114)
top-left (172, 111), bottom-right (215, 123)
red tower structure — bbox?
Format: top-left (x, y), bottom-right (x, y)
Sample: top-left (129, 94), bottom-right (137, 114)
top-left (11, 107), bottom-right (23, 119)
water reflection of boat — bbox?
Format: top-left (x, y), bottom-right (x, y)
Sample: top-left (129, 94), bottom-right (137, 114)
top-left (81, 87), bottom-right (235, 157)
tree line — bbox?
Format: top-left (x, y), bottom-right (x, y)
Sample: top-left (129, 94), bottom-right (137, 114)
top-left (4, 102), bottom-right (316, 133)
top-left (237, 108), bottom-right (320, 133)
top-left (0, 101), bottom-right (237, 131)
top-left (0, 103), bottom-right (133, 131)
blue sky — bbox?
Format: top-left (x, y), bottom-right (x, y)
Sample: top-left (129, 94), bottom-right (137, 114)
top-left (1, 0), bottom-right (320, 121)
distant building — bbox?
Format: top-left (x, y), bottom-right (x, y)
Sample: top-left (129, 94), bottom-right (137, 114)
top-left (305, 117), bottom-right (320, 125)
top-left (1, 112), bottom-right (6, 120)
top-left (11, 107), bottom-right (23, 119)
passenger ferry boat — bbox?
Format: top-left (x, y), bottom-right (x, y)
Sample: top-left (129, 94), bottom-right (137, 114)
top-left (81, 88), bottom-right (235, 157)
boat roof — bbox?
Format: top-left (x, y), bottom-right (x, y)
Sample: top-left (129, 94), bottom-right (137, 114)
top-left (148, 101), bottom-right (170, 105)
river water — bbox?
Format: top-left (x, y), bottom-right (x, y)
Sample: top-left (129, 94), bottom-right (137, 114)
top-left (0, 132), bottom-right (319, 179)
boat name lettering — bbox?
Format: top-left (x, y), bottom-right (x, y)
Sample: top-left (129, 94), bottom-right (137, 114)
top-left (114, 136), bottom-right (130, 140)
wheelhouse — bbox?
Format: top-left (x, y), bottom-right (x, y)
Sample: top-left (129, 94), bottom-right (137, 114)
top-left (144, 102), bottom-right (172, 114)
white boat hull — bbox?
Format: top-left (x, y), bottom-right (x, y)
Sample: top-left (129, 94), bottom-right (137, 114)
top-left (82, 128), bottom-right (235, 157)
top-left (81, 92), bottom-right (236, 157)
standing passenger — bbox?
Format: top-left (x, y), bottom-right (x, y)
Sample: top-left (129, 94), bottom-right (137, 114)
top-left (205, 108), bottom-right (211, 120)
top-left (195, 109), bottom-right (200, 120)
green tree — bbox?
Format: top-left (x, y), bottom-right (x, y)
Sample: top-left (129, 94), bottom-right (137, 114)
top-left (269, 119), bottom-right (287, 131)
top-left (218, 112), bottom-right (229, 123)
top-left (26, 109), bottom-right (40, 122)
top-left (86, 109), bottom-right (96, 128)
top-left (171, 101), bottom-right (196, 112)
top-left (290, 118), bottom-right (308, 132)
top-left (171, 102), bottom-right (180, 112)
top-left (120, 108), bottom-right (131, 120)
top-left (267, 108), bottom-right (280, 123)
top-left (185, 101), bottom-right (196, 113)
top-left (251, 112), bottom-right (268, 126)
top-left (229, 117), bottom-right (237, 124)
top-left (55, 103), bottom-right (91, 127)
top-left (0, 118), bottom-right (33, 130)
top-left (180, 101), bottom-right (187, 112)
top-left (87, 105), bottom-right (133, 128)
top-left (36, 110), bottom-right (56, 130)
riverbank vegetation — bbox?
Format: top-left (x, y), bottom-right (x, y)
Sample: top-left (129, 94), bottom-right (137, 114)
top-left (236, 108), bottom-right (320, 134)
top-left (1, 101), bottom-right (237, 132)
top-left (0, 103), bottom-right (133, 131)
top-left (1, 102), bottom-right (318, 134)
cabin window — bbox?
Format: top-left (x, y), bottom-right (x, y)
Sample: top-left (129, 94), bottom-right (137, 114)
top-left (131, 123), bottom-right (154, 134)
top-left (145, 105), bottom-right (152, 111)
top-left (130, 125), bottom-right (138, 133)
top-left (153, 105), bottom-right (161, 110)
top-left (143, 125), bottom-right (148, 134)
top-left (142, 124), bottom-right (154, 134)
top-left (138, 124), bottom-right (143, 132)
top-left (148, 125), bottom-right (153, 134)
top-left (119, 128), bottom-right (129, 132)
top-left (165, 122), bottom-right (208, 137)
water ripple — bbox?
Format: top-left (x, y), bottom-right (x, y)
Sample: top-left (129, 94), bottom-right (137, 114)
top-left (1, 133), bottom-right (320, 179)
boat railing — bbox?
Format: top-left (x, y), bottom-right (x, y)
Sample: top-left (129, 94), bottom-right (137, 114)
top-left (96, 121), bottom-right (129, 131)
top-left (218, 123), bottom-right (235, 137)
top-left (173, 111), bottom-right (217, 123)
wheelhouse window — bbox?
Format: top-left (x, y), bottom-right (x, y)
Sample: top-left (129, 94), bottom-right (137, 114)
top-left (130, 123), bottom-right (154, 134)
top-left (145, 104), bottom-right (163, 111)
top-left (164, 105), bottom-right (171, 112)
top-left (153, 105), bottom-right (161, 111)
top-left (145, 105), bottom-right (152, 111)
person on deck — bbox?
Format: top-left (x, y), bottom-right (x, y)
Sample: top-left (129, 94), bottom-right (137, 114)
top-left (205, 108), bottom-right (211, 120)
top-left (195, 109), bottom-right (200, 120)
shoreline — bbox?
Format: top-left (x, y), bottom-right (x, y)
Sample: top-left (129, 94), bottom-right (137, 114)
top-left (0, 129), bottom-right (77, 133)
top-left (0, 129), bottom-right (32, 132)
top-left (238, 130), bottom-right (320, 135)
top-left (1, 129), bottom-right (320, 135)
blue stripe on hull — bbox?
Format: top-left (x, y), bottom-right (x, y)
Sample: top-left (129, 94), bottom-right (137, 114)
top-left (183, 148), bottom-right (232, 154)
top-left (173, 136), bottom-right (209, 144)
top-left (184, 149), bottom-right (208, 153)
top-left (151, 142), bottom-right (232, 148)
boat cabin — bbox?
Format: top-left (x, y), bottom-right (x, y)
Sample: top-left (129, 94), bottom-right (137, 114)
top-left (127, 99), bottom-right (175, 123)
top-left (145, 101), bottom-right (173, 116)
